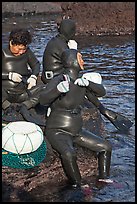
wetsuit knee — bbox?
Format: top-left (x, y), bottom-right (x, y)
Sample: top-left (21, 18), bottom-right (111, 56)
top-left (101, 140), bottom-right (112, 153)
top-left (61, 149), bottom-right (77, 162)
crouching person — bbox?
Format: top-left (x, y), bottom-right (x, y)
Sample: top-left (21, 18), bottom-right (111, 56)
top-left (2, 28), bottom-right (47, 125)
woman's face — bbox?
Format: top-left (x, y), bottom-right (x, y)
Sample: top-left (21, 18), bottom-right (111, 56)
top-left (9, 41), bottom-right (27, 56)
top-left (77, 52), bottom-right (84, 70)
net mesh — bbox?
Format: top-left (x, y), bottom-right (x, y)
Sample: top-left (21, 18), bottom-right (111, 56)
top-left (2, 141), bottom-right (47, 169)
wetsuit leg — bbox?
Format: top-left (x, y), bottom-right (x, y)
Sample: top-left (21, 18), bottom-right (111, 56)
top-left (74, 128), bottom-right (112, 179)
top-left (19, 85), bottom-right (47, 109)
top-left (46, 129), bottom-right (81, 186)
top-left (98, 151), bottom-right (111, 179)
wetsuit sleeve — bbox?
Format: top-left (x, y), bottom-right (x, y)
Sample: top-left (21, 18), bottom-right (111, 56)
top-left (27, 48), bottom-right (40, 77)
top-left (40, 75), bottom-right (64, 105)
top-left (87, 81), bottom-right (106, 97)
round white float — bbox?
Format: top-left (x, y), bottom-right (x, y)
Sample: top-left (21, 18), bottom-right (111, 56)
top-left (2, 121), bottom-right (44, 155)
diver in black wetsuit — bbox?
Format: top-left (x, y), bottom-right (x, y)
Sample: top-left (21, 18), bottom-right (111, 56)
top-left (2, 28), bottom-right (47, 123)
top-left (41, 18), bottom-right (77, 84)
top-left (40, 49), bottom-right (113, 187)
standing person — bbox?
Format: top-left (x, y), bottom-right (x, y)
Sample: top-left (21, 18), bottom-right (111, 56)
top-left (2, 28), bottom-right (46, 124)
top-left (41, 18), bottom-right (77, 84)
top-left (40, 49), bottom-right (113, 188)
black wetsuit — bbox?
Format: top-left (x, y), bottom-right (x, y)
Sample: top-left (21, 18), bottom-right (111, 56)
top-left (41, 19), bottom-right (76, 84)
top-left (2, 46), bottom-right (46, 110)
top-left (40, 49), bottom-right (112, 186)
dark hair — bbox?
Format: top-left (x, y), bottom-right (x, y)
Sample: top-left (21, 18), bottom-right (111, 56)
top-left (9, 28), bottom-right (32, 46)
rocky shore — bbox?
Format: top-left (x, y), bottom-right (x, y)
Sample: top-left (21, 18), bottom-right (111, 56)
top-left (2, 2), bottom-right (62, 15)
top-left (61, 2), bottom-right (135, 36)
top-left (2, 2), bottom-right (135, 36)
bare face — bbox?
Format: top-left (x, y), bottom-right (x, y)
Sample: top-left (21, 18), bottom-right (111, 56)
top-left (9, 41), bottom-right (27, 56)
top-left (77, 52), bottom-right (84, 70)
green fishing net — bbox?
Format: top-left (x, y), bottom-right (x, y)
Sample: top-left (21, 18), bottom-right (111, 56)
top-left (2, 141), bottom-right (47, 169)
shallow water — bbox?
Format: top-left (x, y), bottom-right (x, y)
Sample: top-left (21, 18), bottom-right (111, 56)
top-left (2, 15), bottom-right (135, 202)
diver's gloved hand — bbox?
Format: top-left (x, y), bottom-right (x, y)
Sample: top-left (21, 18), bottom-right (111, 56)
top-left (82, 72), bottom-right (102, 84)
top-left (68, 40), bottom-right (78, 49)
top-left (27, 75), bottom-right (37, 89)
top-left (9, 72), bottom-right (22, 83)
top-left (74, 78), bottom-right (89, 87)
top-left (57, 80), bottom-right (70, 93)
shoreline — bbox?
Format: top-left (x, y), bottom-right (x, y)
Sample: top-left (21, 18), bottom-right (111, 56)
top-left (2, 2), bottom-right (135, 36)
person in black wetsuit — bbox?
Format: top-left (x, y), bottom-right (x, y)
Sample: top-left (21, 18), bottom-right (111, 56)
top-left (2, 28), bottom-right (46, 123)
top-left (40, 49), bottom-right (113, 187)
top-left (41, 18), bottom-right (77, 84)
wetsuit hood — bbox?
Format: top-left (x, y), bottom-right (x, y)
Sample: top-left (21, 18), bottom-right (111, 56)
top-left (61, 49), bottom-right (81, 80)
top-left (58, 19), bottom-right (76, 41)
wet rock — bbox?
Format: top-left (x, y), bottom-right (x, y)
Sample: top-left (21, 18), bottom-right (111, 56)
top-left (2, 148), bottom-right (98, 202)
top-left (61, 2), bottom-right (135, 36)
